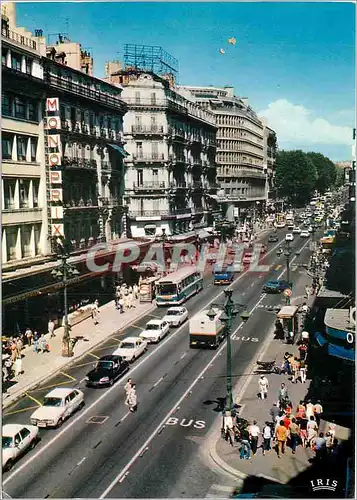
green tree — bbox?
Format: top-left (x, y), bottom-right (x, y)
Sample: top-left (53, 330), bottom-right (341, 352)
top-left (306, 152), bottom-right (337, 193)
top-left (334, 165), bottom-right (346, 187)
top-left (275, 150), bottom-right (317, 207)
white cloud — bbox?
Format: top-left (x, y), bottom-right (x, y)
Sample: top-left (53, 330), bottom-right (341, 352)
top-left (259, 99), bottom-right (353, 146)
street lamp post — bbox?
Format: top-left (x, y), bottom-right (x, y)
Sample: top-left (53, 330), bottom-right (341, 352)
top-left (207, 288), bottom-right (250, 416)
top-left (283, 242), bottom-right (292, 305)
top-left (51, 255), bottom-right (79, 357)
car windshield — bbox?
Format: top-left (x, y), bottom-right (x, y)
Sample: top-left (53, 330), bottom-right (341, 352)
top-left (120, 342), bottom-right (135, 349)
top-left (43, 397), bottom-right (63, 407)
top-left (167, 310), bottom-right (180, 316)
top-left (157, 283), bottom-right (177, 295)
top-left (146, 324), bottom-right (160, 330)
top-left (2, 436), bottom-right (13, 449)
top-left (96, 361), bottom-right (113, 370)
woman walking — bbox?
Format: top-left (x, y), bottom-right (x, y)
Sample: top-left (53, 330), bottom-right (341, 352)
top-left (127, 384), bottom-right (138, 412)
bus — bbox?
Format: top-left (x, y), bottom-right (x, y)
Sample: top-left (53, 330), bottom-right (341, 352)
top-left (155, 267), bottom-right (203, 306)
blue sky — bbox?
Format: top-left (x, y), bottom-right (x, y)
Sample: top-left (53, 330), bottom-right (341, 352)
top-left (17, 2), bottom-right (355, 160)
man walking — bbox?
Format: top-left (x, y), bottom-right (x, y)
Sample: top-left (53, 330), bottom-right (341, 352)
top-left (258, 375), bottom-right (269, 400)
top-left (248, 420), bottom-right (260, 456)
top-left (278, 383), bottom-right (289, 407)
top-left (275, 420), bottom-right (288, 459)
top-left (25, 327), bottom-right (33, 346)
top-left (127, 384), bottom-right (137, 412)
top-left (313, 400), bottom-right (323, 428)
top-left (262, 422), bottom-right (272, 456)
top-left (289, 418), bottom-right (300, 454)
top-left (270, 402), bottom-right (280, 424)
top-left (48, 319), bottom-right (55, 338)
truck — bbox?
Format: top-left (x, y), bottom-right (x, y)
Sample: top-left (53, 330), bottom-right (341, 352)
top-left (213, 264), bottom-right (234, 285)
top-left (189, 308), bottom-right (225, 349)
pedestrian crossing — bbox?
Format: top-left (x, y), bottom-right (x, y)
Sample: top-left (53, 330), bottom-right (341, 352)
top-left (205, 482), bottom-right (241, 498)
top-left (272, 264), bottom-right (298, 272)
top-left (257, 304), bottom-right (285, 310)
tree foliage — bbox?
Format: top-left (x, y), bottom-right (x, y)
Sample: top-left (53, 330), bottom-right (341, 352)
top-left (334, 166), bottom-right (346, 187)
top-left (306, 152), bottom-right (337, 193)
top-left (275, 150), bottom-right (317, 207)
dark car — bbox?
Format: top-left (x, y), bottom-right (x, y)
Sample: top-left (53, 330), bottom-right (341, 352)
top-left (262, 279), bottom-right (291, 293)
top-left (85, 355), bottom-right (129, 387)
top-left (268, 235), bottom-right (279, 243)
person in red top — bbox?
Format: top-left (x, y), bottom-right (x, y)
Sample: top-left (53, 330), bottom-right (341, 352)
top-left (283, 414), bottom-right (291, 429)
top-left (285, 402), bottom-right (292, 416)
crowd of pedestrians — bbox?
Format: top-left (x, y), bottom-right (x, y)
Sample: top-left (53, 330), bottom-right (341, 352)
top-left (115, 283), bottom-right (139, 313)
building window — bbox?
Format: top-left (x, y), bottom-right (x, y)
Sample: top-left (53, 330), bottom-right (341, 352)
top-left (28, 100), bottom-right (38, 121)
top-left (11, 53), bottom-right (22, 72)
top-left (30, 137), bottom-right (38, 162)
top-left (21, 225), bottom-right (32, 258)
top-left (2, 92), bottom-right (11, 116)
top-left (32, 179), bottom-right (40, 207)
top-left (17, 136), bottom-right (27, 161)
top-left (2, 48), bottom-right (7, 66)
top-left (19, 179), bottom-right (30, 208)
top-left (3, 179), bottom-right (16, 210)
top-left (2, 133), bottom-right (13, 160)
top-left (6, 227), bottom-right (18, 261)
top-left (25, 57), bottom-right (32, 74)
top-left (14, 97), bottom-right (26, 119)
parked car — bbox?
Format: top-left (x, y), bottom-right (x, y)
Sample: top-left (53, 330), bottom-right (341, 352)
top-left (300, 230), bottom-right (310, 238)
top-left (292, 227), bottom-right (301, 234)
top-left (139, 319), bottom-right (170, 344)
top-left (285, 233), bottom-right (294, 241)
top-left (112, 336), bottom-right (148, 362)
top-left (30, 388), bottom-right (85, 428)
top-left (268, 234), bottom-right (279, 243)
top-left (2, 424), bottom-right (40, 471)
top-left (262, 280), bottom-right (291, 293)
top-left (287, 225), bottom-right (294, 231)
top-left (276, 222), bottom-right (286, 228)
top-left (163, 307), bottom-right (188, 327)
top-left (85, 355), bottom-right (129, 387)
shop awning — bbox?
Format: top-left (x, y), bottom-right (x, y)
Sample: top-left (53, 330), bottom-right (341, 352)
top-left (109, 144), bottom-right (130, 157)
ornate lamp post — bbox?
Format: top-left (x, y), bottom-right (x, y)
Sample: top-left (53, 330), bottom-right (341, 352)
top-left (207, 287), bottom-right (250, 415)
top-left (51, 255), bottom-right (79, 357)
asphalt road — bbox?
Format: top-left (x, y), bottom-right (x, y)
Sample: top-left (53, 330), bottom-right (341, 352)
top-left (3, 229), bottom-right (318, 498)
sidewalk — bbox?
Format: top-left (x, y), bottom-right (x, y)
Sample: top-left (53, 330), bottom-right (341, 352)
top-left (210, 272), bottom-right (351, 492)
top-left (3, 300), bottom-right (155, 409)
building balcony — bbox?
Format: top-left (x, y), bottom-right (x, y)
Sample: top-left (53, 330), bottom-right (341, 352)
top-left (45, 74), bottom-right (127, 113)
top-left (128, 207), bottom-right (192, 219)
top-left (1, 26), bottom-right (37, 51)
top-left (99, 196), bottom-right (121, 207)
top-left (2, 207), bottom-right (42, 225)
top-left (131, 125), bottom-right (165, 135)
top-left (169, 182), bottom-right (188, 191)
top-left (169, 154), bottom-right (186, 164)
top-left (63, 157), bottom-right (97, 170)
top-left (132, 182), bottom-right (166, 192)
top-left (217, 193), bottom-right (266, 203)
top-left (132, 153), bottom-right (165, 163)
top-left (190, 182), bottom-right (204, 191)
top-left (191, 207), bottom-right (205, 215)
top-left (168, 127), bottom-right (187, 141)
top-left (63, 199), bottom-right (99, 209)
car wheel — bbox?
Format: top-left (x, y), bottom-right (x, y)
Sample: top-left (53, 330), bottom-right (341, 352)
top-left (79, 401), bottom-right (85, 410)
top-left (57, 418), bottom-right (64, 428)
top-left (5, 459), bottom-right (13, 472)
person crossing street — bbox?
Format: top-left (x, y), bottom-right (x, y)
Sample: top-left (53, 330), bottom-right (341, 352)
top-left (258, 375), bottom-right (269, 400)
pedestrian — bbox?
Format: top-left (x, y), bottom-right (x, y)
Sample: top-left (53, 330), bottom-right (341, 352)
top-left (313, 400), bottom-right (323, 428)
top-left (313, 432), bottom-right (327, 460)
top-left (298, 343), bottom-right (308, 361)
top-left (39, 334), bottom-right (49, 353)
top-left (119, 296), bottom-right (125, 313)
top-left (91, 304), bottom-right (99, 325)
top-left (14, 355), bottom-right (23, 377)
top-left (278, 383), bottom-right (289, 407)
top-left (296, 401), bottom-right (306, 421)
top-left (291, 357), bottom-right (300, 383)
top-left (325, 422), bottom-right (336, 448)
top-left (239, 427), bottom-right (251, 460)
top-left (16, 337), bottom-right (23, 356)
top-left (248, 420), bottom-right (260, 456)
top-left (282, 413), bottom-right (291, 430)
top-left (305, 400), bottom-right (315, 419)
top-left (223, 411), bottom-right (235, 446)
top-left (299, 413), bottom-right (308, 448)
top-left (128, 291), bottom-right (135, 309)
top-left (262, 422), bottom-right (272, 456)
top-left (127, 384), bottom-right (137, 412)
top-left (124, 378), bottom-right (133, 395)
top-left (258, 375), bottom-right (269, 400)
top-left (306, 416), bottom-right (318, 448)
top-left (25, 327), bottom-right (33, 346)
top-left (48, 319), bottom-right (55, 338)
top-left (275, 420), bottom-right (288, 458)
top-left (289, 418), bottom-right (300, 454)
top-left (10, 342), bottom-right (17, 362)
top-left (299, 360), bottom-right (307, 383)
top-left (270, 402), bottom-right (280, 424)
top-left (133, 283), bottom-right (139, 300)
top-left (33, 335), bottom-right (40, 353)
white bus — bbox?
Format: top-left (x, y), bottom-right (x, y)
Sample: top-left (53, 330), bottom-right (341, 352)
top-left (155, 267), bottom-right (203, 306)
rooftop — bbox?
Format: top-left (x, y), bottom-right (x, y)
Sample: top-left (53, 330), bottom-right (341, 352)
top-left (324, 308), bottom-right (355, 334)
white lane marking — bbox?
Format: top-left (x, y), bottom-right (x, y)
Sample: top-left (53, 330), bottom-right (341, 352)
top-left (180, 352), bottom-right (187, 360)
top-left (153, 377), bottom-right (163, 388)
top-left (77, 457), bottom-right (86, 467)
top-left (4, 237), bottom-right (284, 486)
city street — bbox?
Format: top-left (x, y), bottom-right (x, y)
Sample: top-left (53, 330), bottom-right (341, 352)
top-left (3, 230), bottom-right (316, 498)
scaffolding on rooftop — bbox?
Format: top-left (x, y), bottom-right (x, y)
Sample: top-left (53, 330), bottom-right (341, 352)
top-left (123, 44), bottom-right (178, 80)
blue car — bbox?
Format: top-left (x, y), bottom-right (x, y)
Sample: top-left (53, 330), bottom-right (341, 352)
top-left (262, 280), bottom-right (291, 293)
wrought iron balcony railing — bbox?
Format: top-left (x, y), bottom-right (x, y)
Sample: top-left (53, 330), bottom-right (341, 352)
top-left (133, 182), bottom-right (166, 191)
top-left (128, 207), bottom-right (192, 218)
top-left (132, 153), bottom-right (165, 162)
top-left (131, 125), bottom-right (164, 134)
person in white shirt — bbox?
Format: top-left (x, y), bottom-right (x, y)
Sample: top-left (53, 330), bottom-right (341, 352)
top-left (223, 411), bottom-right (235, 446)
top-left (262, 422), bottom-right (272, 455)
top-left (306, 400), bottom-right (315, 419)
top-left (313, 401), bottom-right (323, 427)
top-left (258, 375), bottom-right (269, 400)
top-left (248, 420), bottom-right (260, 456)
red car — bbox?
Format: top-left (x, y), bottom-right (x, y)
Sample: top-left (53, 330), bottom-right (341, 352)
top-left (242, 252), bottom-right (253, 265)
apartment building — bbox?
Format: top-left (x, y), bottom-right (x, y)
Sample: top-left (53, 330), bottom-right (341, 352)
top-left (106, 62), bottom-right (219, 237)
top-left (179, 85), bottom-right (270, 221)
top-left (1, 3), bottom-right (48, 266)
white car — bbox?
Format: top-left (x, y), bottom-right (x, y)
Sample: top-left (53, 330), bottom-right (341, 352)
top-left (2, 424), bottom-right (40, 471)
top-left (308, 226), bottom-right (313, 233)
top-left (163, 307), bottom-right (188, 327)
top-left (292, 227), bottom-right (301, 234)
top-left (285, 233), bottom-right (294, 241)
top-left (300, 230), bottom-right (310, 238)
top-left (112, 336), bottom-right (147, 362)
top-left (276, 222), bottom-right (285, 228)
top-left (139, 319), bottom-right (170, 343)
top-left (30, 387), bottom-right (85, 428)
